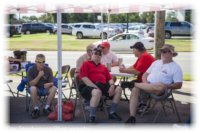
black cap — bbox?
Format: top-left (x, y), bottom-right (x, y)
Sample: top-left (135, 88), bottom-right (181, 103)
top-left (93, 48), bottom-right (102, 56)
top-left (130, 42), bottom-right (146, 51)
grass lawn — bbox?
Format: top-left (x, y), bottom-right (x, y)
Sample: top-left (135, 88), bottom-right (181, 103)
top-left (7, 33), bottom-right (193, 52)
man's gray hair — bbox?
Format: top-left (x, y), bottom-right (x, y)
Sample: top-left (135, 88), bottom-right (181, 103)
top-left (36, 54), bottom-right (45, 59)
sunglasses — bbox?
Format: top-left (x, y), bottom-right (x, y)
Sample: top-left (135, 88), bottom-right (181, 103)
top-left (93, 51), bottom-right (102, 56)
top-left (36, 60), bottom-right (45, 63)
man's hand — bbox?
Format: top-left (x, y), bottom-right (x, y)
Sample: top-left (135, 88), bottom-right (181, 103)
top-left (38, 71), bottom-right (44, 78)
top-left (44, 83), bottom-right (53, 89)
top-left (119, 68), bottom-right (126, 73)
top-left (108, 85), bottom-right (115, 96)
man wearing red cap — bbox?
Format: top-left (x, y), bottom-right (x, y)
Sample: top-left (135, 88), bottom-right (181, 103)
top-left (99, 41), bottom-right (119, 67)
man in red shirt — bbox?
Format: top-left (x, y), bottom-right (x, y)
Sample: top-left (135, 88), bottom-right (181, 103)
top-left (119, 42), bottom-right (155, 116)
top-left (79, 48), bottom-right (122, 123)
top-left (119, 42), bottom-right (155, 83)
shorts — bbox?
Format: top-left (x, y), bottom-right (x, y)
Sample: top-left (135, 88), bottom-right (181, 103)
top-left (78, 82), bottom-right (114, 101)
top-left (150, 88), bottom-right (169, 100)
top-left (28, 87), bottom-right (49, 96)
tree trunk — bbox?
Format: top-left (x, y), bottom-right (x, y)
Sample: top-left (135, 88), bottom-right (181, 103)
top-left (154, 11), bottom-right (165, 59)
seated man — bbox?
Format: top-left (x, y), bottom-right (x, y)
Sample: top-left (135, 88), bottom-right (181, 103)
top-left (125, 44), bottom-right (183, 123)
top-left (79, 48), bottom-right (122, 123)
top-left (119, 42), bottom-right (155, 83)
top-left (119, 42), bottom-right (155, 113)
top-left (27, 54), bottom-right (57, 119)
top-left (98, 41), bottom-right (119, 67)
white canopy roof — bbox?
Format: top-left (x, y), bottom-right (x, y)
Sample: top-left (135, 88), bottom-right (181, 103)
top-left (6, 2), bottom-right (192, 14)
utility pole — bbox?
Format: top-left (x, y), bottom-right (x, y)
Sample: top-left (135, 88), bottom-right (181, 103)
top-left (154, 11), bottom-right (165, 59)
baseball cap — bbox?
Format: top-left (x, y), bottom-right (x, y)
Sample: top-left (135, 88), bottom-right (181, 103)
top-left (100, 41), bottom-right (110, 48)
top-left (160, 44), bottom-right (178, 57)
top-left (130, 42), bottom-right (146, 51)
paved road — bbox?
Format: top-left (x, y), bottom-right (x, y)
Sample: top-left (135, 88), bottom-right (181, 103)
top-left (6, 51), bottom-right (194, 75)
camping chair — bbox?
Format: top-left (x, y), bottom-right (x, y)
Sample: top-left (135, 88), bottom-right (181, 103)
top-left (54, 65), bottom-right (70, 100)
top-left (141, 89), bottom-right (181, 123)
top-left (24, 63), bottom-right (57, 113)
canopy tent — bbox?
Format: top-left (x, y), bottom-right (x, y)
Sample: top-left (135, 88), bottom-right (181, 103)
top-left (5, 2), bottom-right (192, 121)
top-left (6, 3), bottom-right (191, 14)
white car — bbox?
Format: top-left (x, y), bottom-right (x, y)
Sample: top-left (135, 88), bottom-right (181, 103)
top-left (93, 33), bottom-right (154, 52)
top-left (72, 23), bottom-right (116, 39)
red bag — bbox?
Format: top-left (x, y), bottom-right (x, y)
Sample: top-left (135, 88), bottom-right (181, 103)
top-left (48, 101), bottom-right (74, 121)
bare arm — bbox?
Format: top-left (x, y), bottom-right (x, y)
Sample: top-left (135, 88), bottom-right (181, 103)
top-left (81, 77), bottom-right (99, 89)
top-left (142, 72), bottom-right (149, 83)
top-left (29, 71), bottom-right (44, 86)
top-left (166, 82), bottom-right (182, 90)
top-left (119, 66), bottom-right (141, 75)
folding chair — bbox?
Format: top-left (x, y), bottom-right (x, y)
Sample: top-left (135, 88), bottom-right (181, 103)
top-left (141, 89), bottom-right (181, 123)
top-left (73, 74), bottom-right (111, 122)
top-left (54, 65), bottom-right (70, 100)
top-left (73, 73), bottom-right (87, 122)
top-left (69, 68), bottom-right (76, 100)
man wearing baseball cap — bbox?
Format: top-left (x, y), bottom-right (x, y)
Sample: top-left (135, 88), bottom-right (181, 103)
top-left (98, 41), bottom-right (119, 67)
top-left (125, 44), bottom-right (183, 123)
top-left (120, 42), bottom-right (155, 83)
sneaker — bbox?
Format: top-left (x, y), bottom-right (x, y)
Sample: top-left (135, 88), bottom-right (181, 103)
top-left (88, 116), bottom-right (96, 123)
top-left (31, 109), bottom-right (40, 119)
top-left (125, 116), bottom-right (136, 123)
top-left (108, 112), bottom-right (122, 121)
top-left (43, 107), bottom-right (52, 115)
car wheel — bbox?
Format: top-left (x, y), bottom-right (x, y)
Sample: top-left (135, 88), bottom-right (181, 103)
top-left (165, 32), bottom-right (171, 39)
top-left (26, 31), bottom-right (31, 34)
top-left (76, 32), bottom-right (83, 39)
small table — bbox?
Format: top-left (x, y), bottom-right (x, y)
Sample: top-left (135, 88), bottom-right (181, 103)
top-left (110, 66), bottom-right (135, 101)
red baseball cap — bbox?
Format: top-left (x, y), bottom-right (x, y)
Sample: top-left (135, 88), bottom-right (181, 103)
top-left (100, 41), bottom-right (110, 48)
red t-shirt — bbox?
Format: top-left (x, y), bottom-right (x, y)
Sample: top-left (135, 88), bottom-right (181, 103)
top-left (133, 52), bottom-right (155, 82)
top-left (79, 61), bottom-right (112, 84)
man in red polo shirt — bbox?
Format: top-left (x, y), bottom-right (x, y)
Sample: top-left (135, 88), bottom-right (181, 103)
top-left (79, 48), bottom-right (122, 123)
top-left (119, 42), bottom-right (155, 83)
top-left (119, 42), bottom-right (155, 114)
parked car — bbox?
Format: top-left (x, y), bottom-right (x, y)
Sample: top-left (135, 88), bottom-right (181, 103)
top-left (72, 23), bottom-right (116, 39)
top-left (147, 21), bottom-right (193, 39)
top-left (61, 24), bottom-right (72, 34)
top-left (21, 23), bottom-right (54, 34)
top-left (6, 24), bottom-right (21, 37)
top-left (93, 32), bottom-right (154, 52)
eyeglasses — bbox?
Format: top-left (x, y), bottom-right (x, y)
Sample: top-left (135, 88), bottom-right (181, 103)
top-left (93, 51), bottom-right (102, 56)
top-left (36, 60), bottom-right (45, 64)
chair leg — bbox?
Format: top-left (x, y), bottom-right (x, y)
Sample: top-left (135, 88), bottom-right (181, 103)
top-left (7, 83), bottom-right (15, 97)
top-left (171, 100), bottom-right (181, 122)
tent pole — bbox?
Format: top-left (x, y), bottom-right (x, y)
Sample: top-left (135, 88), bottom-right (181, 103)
top-left (57, 6), bottom-right (62, 122)
top-left (101, 12), bottom-right (104, 42)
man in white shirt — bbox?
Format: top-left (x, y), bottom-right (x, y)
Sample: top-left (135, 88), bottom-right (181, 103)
top-left (125, 44), bottom-right (183, 123)
top-left (99, 41), bottom-right (119, 67)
